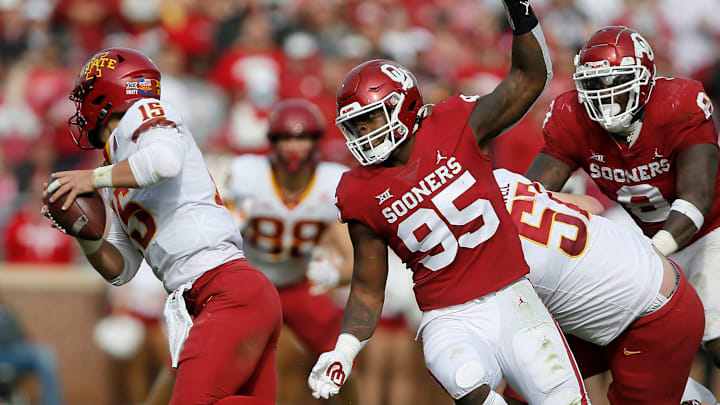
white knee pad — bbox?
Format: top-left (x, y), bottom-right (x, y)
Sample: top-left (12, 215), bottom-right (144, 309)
top-left (482, 391), bottom-right (508, 405)
top-left (539, 389), bottom-right (584, 405)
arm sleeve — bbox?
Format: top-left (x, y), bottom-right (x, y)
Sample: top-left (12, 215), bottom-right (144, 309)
top-left (128, 127), bottom-right (185, 187)
top-left (539, 100), bottom-right (581, 171)
top-left (105, 212), bottom-right (143, 286)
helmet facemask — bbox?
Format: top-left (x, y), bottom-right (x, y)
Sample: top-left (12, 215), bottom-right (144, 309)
top-left (68, 78), bottom-right (111, 149)
top-left (574, 60), bottom-right (651, 133)
top-left (336, 91), bottom-right (410, 166)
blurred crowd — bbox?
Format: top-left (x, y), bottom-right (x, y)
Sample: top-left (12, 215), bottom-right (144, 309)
top-left (1, 0), bottom-right (719, 262)
top-left (0, 0), bottom-right (718, 403)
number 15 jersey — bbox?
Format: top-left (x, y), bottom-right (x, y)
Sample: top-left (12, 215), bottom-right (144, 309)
top-left (335, 94), bottom-right (529, 311)
top-left (103, 98), bottom-right (245, 293)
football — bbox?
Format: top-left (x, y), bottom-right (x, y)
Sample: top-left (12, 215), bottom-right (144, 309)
top-left (45, 178), bottom-right (106, 240)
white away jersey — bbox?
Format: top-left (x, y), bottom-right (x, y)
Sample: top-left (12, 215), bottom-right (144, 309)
top-left (226, 155), bottom-right (347, 287)
top-left (103, 98), bottom-right (244, 292)
top-left (493, 169), bottom-right (663, 345)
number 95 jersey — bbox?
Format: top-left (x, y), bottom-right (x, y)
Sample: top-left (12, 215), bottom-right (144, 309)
top-left (226, 155), bottom-right (348, 287)
top-left (335, 94), bottom-right (530, 311)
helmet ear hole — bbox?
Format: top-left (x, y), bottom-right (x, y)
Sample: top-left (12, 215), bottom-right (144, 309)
top-left (408, 100), bottom-right (417, 111)
top-left (91, 95), bottom-right (106, 105)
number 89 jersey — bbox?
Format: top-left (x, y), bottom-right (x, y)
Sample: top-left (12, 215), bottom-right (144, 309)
top-left (335, 95), bottom-right (529, 311)
top-left (226, 155), bottom-right (348, 287)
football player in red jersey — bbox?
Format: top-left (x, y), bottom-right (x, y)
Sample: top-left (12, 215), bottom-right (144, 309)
top-left (306, 1), bottom-right (590, 404)
top-left (525, 25), bottom-right (720, 366)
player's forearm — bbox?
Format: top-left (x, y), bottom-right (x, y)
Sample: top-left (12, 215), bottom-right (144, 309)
top-left (504, 0), bottom-right (552, 96)
top-left (658, 212), bottom-right (697, 251)
top-left (525, 153), bottom-right (571, 191)
top-left (92, 160), bottom-right (140, 189)
top-left (340, 282), bottom-right (384, 341)
top-left (84, 240), bottom-right (126, 281)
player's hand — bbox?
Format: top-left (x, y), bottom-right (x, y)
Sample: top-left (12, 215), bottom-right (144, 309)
top-left (40, 204), bottom-right (68, 234)
top-left (307, 258), bottom-right (341, 294)
top-left (47, 170), bottom-right (95, 210)
top-left (308, 349), bottom-right (353, 399)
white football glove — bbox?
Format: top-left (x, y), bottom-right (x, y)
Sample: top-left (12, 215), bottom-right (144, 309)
top-left (308, 333), bottom-right (363, 399)
top-left (307, 258), bottom-right (341, 294)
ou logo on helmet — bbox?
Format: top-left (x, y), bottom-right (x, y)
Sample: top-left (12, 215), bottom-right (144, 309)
top-left (325, 361), bottom-right (346, 386)
top-left (381, 64), bottom-right (415, 91)
top-left (630, 32), bottom-right (654, 62)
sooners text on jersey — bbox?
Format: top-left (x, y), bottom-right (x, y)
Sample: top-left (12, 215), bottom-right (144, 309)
top-left (335, 94), bottom-right (529, 311)
top-left (541, 77), bottom-right (720, 242)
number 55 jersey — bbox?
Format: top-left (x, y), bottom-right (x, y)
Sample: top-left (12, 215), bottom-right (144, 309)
top-left (102, 98), bottom-right (245, 292)
top-left (493, 169), bottom-right (667, 345)
top-left (335, 94), bottom-right (530, 311)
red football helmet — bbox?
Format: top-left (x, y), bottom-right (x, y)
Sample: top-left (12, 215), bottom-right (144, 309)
top-left (268, 98), bottom-right (325, 172)
top-left (69, 48), bottom-right (161, 149)
top-left (573, 26), bottom-right (656, 133)
top-left (335, 59), bottom-right (423, 165)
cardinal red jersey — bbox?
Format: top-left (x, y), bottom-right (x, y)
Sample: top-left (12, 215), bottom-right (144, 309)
top-left (335, 94), bottom-right (529, 311)
top-left (541, 77), bottom-right (720, 242)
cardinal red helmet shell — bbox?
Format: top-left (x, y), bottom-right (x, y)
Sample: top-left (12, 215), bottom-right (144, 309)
top-left (69, 48), bottom-right (161, 149)
top-left (268, 98), bottom-right (325, 141)
top-left (268, 98), bottom-right (325, 172)
top-left (573, 26), bottom-right (656, 132)
top-left (335, 59), bottom-right (423, 166)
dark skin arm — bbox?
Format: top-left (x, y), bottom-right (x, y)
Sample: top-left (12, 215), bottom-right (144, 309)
top-left (525, 153), bottom-right (573, 191)
top-left (664, 143), bottom-right (719, 248)
top-left (340, 220), bottom-right (389, 341)
top-left (469, 30), bottom-right (550, 149)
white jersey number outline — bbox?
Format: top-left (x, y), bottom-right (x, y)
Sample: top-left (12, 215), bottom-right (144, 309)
top-left (396, 171), bottom-right (499, 271)
top-left (616, 184), bottom-right (670, 223)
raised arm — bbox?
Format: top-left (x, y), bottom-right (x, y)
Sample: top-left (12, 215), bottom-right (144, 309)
top-left (525, 153), bottom-right (573, 191)
top-left (653, 143), bottom-right (719, 255)
top-left (469, 0), bottom-right (552, 147)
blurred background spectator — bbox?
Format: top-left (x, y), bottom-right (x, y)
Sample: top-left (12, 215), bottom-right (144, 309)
top-left (0, 0), bottom-right (717, 404)
top-left (0, 299), bottom-right (64, 405)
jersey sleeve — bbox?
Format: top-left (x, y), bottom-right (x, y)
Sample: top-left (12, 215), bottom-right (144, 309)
top-left (432, 93), bottom-right (480, 128)
top-left (105, 211), bottom-right (144, 286)
top-left (117, 99), bottom-right (184, 143)
top-left (672, 82), bottom-right (719, 151)
top-left (334, 172), bottom-right (361, 224)
top-left (225, 156), bottom-right (257, 206)
top-left (539, 96), bottom-right (582, 171)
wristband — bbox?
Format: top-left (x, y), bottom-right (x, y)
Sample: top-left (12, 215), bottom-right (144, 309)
top-left (502, 0), bottom-right (539, 35)
top-left (77, 238), bottom-right (103, 255)
top-left (92, 165), bottom-right (114, 188)
top-left (335, 333), bottom-right (367, 359)
top-left (670, 199), bottom-right (704, 233)
top-left (651, 230), bottom-right (679, 257)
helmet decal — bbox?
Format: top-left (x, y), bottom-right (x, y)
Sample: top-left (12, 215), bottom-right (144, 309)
top-left (380, 64), bottom-right (415, 91)
top-left (630, 32), bottom-right (654, 62)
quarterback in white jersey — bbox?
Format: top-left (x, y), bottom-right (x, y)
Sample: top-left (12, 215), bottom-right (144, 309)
top-left (493, 169), bottom-right (705, 405)
top-left (43, 48), bottom-right (281, 405)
